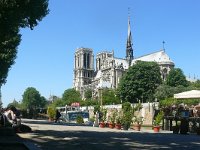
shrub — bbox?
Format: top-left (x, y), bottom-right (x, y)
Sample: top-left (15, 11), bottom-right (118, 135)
top-left (76, 115), bottom-right (84, 124)
top-left (47, 107), bottom-right (56, 119)
top-left (154, 111), bottom-right (164, 126)
top-left (121, 102), bottom-right (133, 129)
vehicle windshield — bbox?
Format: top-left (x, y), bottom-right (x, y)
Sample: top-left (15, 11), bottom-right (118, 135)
top-left (67, 111), bottom-right (89, 122)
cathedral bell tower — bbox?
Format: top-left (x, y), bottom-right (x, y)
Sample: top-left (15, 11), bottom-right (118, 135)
top-left (126, 17), bottom-right (134, 66)
top-left (73, 48), bottom-right (94, 96)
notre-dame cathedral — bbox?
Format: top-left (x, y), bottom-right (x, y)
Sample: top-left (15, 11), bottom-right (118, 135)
top-left (73, 18), bottom-right (174, 99)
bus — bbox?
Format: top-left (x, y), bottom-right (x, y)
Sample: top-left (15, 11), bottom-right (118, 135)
top-left (56, 104), bottom-right (89, 123)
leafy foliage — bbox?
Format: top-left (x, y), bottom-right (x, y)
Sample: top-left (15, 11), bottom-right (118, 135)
top-left (154, 111), bottom-right (164, 126)
top-left (62, 88), bottom-right (81, 105)
top-left (115, 114), bottom-right (122, 124)
top-left (100, 108), bottom-right (107, 122)
top-left (80, 99), bottom-right (98, 106)
top-left (22, 87), bottom-right (47, 118)
top-left (7, 99), bottom-right (20, 108)
top-left (110, 109), bottom-right (117, 124)
top-left (76, 115), bottom-right (84, 124)
top-left (155, 83), bottom-right (197, 101)
top-left (159, 98), bottom-right (177, 107)
top-left (93, 105), bottom-right (100, 114)
top-left (190, 80), bottom-right (200, 89)
top-left (0, 0), bottom-right (49, 86)
top-left (22, 87), bottom-right (46, 109)
top-left (132, 116), bottom-right (144, 125)
top-left (84, 89), bottom-right (92, 99)
top-left (121, 102), bottom-right (133, 128)
top-left (176, 99), bottom-right (200, 106)
top-left (154, 84), bottom-right (174, 100)
top-left (102, 88), bottom-right (120, 105)
top-left (0, 97), bottom-right (2, 109)
top-left (118, 61), bottom-right (162, 103)
top-left (48, 98), bottom-right (64, 108)
top-left (165, 68), bottom-right (188, 87)
top-left (47, 107), bottom-right (56, 119)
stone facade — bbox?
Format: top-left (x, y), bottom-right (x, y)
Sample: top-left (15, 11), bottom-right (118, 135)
top-left (73, 18), bottom-right (174, 98)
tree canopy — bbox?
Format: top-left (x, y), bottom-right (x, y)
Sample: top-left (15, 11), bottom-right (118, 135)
top-left (117, 61), bottom-right (162, 103)
top-left (191, 80), bottom-right (200, 89)
top-left (102, 88), bottom-right (120, 105)
top-left (165, 68), bottom-right (188, 87)
top-left (0, 0), bottom-right (49, 86)
top-left (154, 84), bottom-right (194, 101)
top-left (62, 88), bottom-right (81, 105)
top-left (22, 87), bottom-right (47, 110)
top-left (7, 99), bottom-right (20, 108)
top-left (84, 89), bottom-right (92, 99)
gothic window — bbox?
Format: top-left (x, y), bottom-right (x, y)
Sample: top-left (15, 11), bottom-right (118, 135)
top-left (77, 56), bottom-right (79, 67)
top-left (84, 53), bottom-right (87, 68)
top-left (99, 58), bottom-right (101, 70)
top-left (87, 53), bottom-right (90, 69)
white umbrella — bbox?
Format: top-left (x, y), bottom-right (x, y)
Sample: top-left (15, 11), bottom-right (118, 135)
top-left (174, 90), bottom-right (200, 99)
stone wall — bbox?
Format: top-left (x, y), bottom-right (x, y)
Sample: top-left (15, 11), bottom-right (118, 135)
top-left (80, 103), bottom-right (157, 125)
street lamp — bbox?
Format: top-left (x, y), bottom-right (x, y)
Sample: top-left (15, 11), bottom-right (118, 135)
top-left (100, 88), bottom-right (103, 108)
top-left (98, 87), bottom-right (103, 108)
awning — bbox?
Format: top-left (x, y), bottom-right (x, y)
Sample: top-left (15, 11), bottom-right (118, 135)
top-left (174, 90), bottom-right (200, 99)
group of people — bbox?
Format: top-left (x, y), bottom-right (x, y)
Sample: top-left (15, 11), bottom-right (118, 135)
top-left (0, 106), bottom-right (22, 132)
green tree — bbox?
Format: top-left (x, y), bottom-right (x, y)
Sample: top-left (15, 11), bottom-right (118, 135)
top-left (191, 80), bottom-right (200, 89)
top-left (49, 98), bottom-right (64, 108)
top-left (0, 0), bottom-right (49, 87)
top-left (155, 84), bottom-right (196, 101)
top-left (62, 88), bottom-right (81, 105)
top-left (7, 99), bottom-right (20, 108)
top-left (0, 94), bottom-right (2, 109)
top-left (80, 99), bottom-right (98, 106)
top-left (102, 88), bottom-right (120, 105)
top-left (40, 96), bottom-right (48, 108)
top-left (121, 102), bottom-right (133, 129)
top-left (22, 87), bottom-right (46, 111)
top-left (84, 89), bottom-right (92, 99)
top-left (154, 84), bottom-right (174, 101)
top-left (118, 61), bottom-right (162, 103)
top-left (165, 68), bottom-right (188, 87)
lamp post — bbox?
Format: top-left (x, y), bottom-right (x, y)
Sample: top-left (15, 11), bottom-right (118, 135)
top-left (152, 98), bottom-right (157, 126)
top-left (98, 87), bottom-right (103, 108)
top-left (100, 88), bottom-right (103, 108)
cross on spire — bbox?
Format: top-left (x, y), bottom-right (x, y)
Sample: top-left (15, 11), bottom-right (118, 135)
top-left (162, 41), bottom-right (165, 51)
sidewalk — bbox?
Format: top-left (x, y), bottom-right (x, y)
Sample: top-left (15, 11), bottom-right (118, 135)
top-left (20, 118), bottom-right (172, 134)
top-left (0, 119), bottom-right (179, 150)
top-left (0, 127), bottom-right (28, 150)
top-left (17, 119), bottom-right (200, 150)
top-left (0, 126), bottom-right (41, 150)
top-left (1, 119), bottom-right (192, 150)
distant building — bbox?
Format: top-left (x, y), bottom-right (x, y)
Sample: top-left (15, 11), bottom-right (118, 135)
top-left (73, 18), bottom-right (174, 98)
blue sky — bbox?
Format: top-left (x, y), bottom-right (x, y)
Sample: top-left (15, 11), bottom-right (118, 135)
top-left (1, 0), bottom-right (200, 107)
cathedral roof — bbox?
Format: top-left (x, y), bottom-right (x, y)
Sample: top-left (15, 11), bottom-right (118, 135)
top-left (131, 50), bottom-right (174, 66)
top-left (114, 58), bottom-right (129, 69)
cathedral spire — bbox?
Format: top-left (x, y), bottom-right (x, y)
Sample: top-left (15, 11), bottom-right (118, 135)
top-left (126, 15), bottom-right (134, 66)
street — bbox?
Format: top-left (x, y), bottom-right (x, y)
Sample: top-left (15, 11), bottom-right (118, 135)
top-left (18, 119), bottom-right (200, 150)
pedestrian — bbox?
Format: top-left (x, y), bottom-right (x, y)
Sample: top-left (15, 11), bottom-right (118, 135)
top-left (55, 109), bottom-right (61, 123)
top-left (4, 106), bottom-right (21, 132)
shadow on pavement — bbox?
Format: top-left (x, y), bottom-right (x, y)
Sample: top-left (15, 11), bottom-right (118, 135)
top-left (21, 128), bottom-right (200, 150)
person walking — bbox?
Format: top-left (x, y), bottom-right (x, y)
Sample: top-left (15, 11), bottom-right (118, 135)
top-left (55, 109), bottom-right (61, 123)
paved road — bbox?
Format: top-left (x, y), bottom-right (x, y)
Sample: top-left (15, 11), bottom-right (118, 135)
top-left (18, 119), bottom-right (200, 150)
